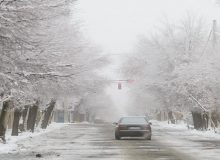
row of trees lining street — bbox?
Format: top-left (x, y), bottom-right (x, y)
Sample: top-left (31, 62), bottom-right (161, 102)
top-left (122, 14), bottom-right (220, 131)
top-left (0, 0), bottom-right (109, 143)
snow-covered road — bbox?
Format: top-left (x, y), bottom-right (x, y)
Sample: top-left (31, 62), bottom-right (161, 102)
top-left (0, 123), bottom-right (220, 160)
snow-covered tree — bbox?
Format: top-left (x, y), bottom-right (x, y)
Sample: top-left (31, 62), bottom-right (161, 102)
top-left (122, 14), bottom-right (220, 115)
top-left (0, 0), bottom-right (109, 110)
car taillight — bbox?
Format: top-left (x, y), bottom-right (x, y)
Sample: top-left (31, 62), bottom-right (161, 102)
top-left (118, 125), bottom-right (127, 130)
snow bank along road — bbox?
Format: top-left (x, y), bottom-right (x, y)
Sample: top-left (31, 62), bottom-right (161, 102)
top-left (0, 123), bottom-right (220, 160)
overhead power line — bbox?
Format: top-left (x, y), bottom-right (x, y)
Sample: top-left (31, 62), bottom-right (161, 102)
top-left (200, 29), bottom-right (212, 59)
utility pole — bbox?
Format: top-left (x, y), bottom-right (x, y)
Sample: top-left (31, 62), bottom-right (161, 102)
top-left (212, 19), bottom-right (217, 48)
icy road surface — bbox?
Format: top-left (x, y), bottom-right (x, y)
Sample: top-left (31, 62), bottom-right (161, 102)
top-left (0, 123), bottom-right (220, 160)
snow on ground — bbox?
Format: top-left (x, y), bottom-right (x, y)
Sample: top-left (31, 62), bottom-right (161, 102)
top-left (152, 120), bottom-right (220, 160)
top-left (73, 121), bottom-right (90, 124)
top-left (152, 120), bottom-right (220, 139)
top-left (0, 123), bottom-right (67, 154)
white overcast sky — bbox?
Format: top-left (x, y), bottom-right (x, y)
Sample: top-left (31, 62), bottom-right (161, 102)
top-left (75, 0), bottom-right (220, 53)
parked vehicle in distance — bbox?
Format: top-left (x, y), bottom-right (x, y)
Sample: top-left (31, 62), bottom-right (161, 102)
top-left (114, 116), bottom-right (152, 140)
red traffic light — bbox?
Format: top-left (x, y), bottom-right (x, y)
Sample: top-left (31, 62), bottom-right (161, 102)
top-left (118, 82), bottom-right (122, 90)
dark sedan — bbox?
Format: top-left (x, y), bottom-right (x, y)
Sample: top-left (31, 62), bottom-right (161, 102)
top-left (114, 116), bottom-right (152, 140)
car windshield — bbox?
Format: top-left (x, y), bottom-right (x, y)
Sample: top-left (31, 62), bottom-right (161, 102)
top-left (120, 117), bottom-right (147, 124)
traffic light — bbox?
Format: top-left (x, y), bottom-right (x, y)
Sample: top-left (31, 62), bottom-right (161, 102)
top-left (118, 82), bottom-right (122, 90)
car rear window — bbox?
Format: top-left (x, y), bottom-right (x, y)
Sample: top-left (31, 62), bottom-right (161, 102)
top-left (120, 117), bottom-right (147, 124)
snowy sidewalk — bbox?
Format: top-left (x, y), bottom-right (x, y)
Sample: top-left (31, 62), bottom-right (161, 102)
top-left (152, 120), bottom-right (220, 160)
top-left (0, 123), bottom-right (67, 154)
top-left (152, 120), bottom-right (220, 139)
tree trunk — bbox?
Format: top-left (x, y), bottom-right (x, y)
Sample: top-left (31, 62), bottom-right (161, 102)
top-left (86, 110), bottom-right (90, 122)
top-left (168, 111), bottom-right (175, 124)
top-left (202, 112), bottom-right (209, 130)
top-left (49, 110), bottom-right (55, 124)
top-left (0, 100), bottom-right (12, 143)
top-left (19, 105), bottom-right (29, 132)
top-left (192, 111), bottom-right (203, 130)
top-left (7, 109), bottom-right (14, 129)
top-left (11, 108), bottom-right (21, 136)
top-left (211, 111), bottom-right (219, 128)
top-left (27, 103), bottom-right (39, 132)
top-left (41, 99), bottom-right (56, 129)
top-left (36, 111), bottom-right (42, 127)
